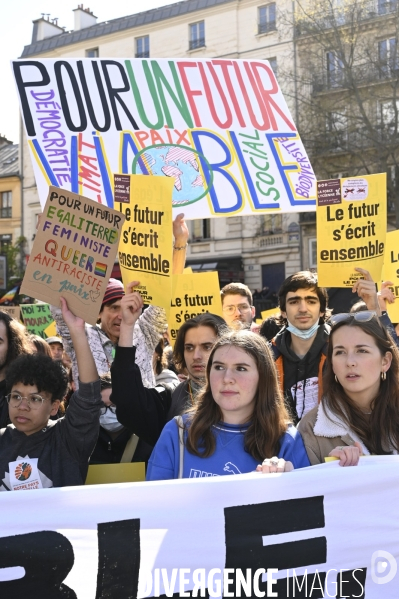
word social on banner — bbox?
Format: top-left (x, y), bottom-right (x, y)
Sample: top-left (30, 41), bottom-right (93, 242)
top-left (316, 174), bottom-right (386, 287)
top-left (20, 187), bottom-right (125, 325)
top-left (169, 272), bottom-right (223, 343)
top-left (12, 58), bottom-right (316, 218)
top-left (381, 230), bottom-right (399, 323)
top-left (118, 174), bottom-right (174, 311)
top-left (1, 460), bottom-right (399, 597)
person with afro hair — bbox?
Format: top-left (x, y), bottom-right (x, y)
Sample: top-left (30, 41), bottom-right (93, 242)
top-left (0, 298), bottom-right (102, 491)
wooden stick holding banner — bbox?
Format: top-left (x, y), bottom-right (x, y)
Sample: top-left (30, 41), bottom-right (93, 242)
top-left (168, 272), bottom-right (224, 345)
top-left (118, 174), bottom-right (174, 313)
top-left (20, 187), bottom-right (125, 325)
top-left (317, 173), bottom-right (386, 287)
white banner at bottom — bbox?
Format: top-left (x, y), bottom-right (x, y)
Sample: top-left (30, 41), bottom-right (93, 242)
top-left (1, 458), bottom-right (399, 599)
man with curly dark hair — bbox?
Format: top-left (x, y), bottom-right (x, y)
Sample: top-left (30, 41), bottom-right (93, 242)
top-left (0, 299), bottom-right (102, 490)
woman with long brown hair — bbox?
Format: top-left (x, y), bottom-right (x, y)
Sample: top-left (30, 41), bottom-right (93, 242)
top-left (146, 330), bottom-right (310, 480)
top-left (298, 311), bottom-right (399, 465)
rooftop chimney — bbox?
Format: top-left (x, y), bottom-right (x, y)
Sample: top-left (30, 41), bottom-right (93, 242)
top-left (73, 5), bottom-right (97, 31)
top-left (31, 14), bottom-right (64, 43)
top-left (0, 135), bottom-right (13, 149)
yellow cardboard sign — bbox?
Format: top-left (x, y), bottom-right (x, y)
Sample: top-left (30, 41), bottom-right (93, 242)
top-left (316, 174), bottom-right (386, 287)
top-left (261, 307), bottom-right (280, 320)
top-left (44, 320), bottom-right (57, 338)
top-left (118, 175), bottom-right (174, 312)
top-left (381, 230), bottom-right (399, 323)
top-left (168, 272), bottom-right (223, 345)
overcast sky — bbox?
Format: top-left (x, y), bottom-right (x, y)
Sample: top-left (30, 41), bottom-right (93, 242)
top-left (0, 0), bottom-right (180, 143)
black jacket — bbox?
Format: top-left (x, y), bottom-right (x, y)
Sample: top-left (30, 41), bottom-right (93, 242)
top-left (111, 346), bottom-right (171, 447)
top-left (90, 426), bottom-right (153, 465)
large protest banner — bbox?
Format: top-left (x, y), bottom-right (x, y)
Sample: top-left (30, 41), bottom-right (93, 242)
top-left (118, 175), bottom-right (174, 311)
top-left (20, 187), bottom-right (125, 325)
top-left (168, 272), bottom-right (223, 343)
top-left (381, 230), bottom-right (399, 323)
top-left (0, 459), bottom-right (398, 598)
top-left (12, 58), bottom-right (316, 218)
top-left (316, 174), bottom-right (386, 287)
top-left (20, 303), bottom-right (54, 337)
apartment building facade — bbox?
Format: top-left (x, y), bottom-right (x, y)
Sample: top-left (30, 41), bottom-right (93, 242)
top-left (0, 136), bottom-right (22, 286)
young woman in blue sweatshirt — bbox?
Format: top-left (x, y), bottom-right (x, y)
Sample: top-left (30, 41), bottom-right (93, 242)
top-left (146, 328), bottom-right (310, 480)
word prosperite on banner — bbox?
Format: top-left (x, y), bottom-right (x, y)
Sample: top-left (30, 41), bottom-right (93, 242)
top-left (12, 58), bottom-right (317, 218)
top-left (20, 187), bottom-right (125, 325)
top-left (0, 459), bottom-right (398, 597)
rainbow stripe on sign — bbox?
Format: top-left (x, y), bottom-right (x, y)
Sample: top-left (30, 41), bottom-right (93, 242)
top-left (94, 263), bottom-right (107, 277)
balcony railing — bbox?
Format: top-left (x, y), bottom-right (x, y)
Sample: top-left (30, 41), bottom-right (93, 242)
top-left (258, 21), bottom-right (277, 34)
top-left (255, 231), bottom-right (299, 249)
top-left (0, 208), bottom-right (11, 219)
top-left (189, 38), bottom-right (205, 50)
top-left (296, 0), bottom-right (398, 36)
top-left (312, 62), bottom-right (399, 93)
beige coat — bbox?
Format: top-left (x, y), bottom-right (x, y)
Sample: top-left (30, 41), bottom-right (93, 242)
top-left (298, 403), bottom-right (370, 465)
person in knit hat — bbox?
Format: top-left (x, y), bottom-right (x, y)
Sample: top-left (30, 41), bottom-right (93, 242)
top-left (51, 214), bottom-right (189, 390)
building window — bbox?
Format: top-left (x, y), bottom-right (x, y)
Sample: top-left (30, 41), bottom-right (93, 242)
top-left (192, 219), bottom-right (211, 240)
top-left (268, 57), bottom-right (278, 77)
top-left (378, 0), bottom-right (397, 14)
top-left (189, 21), bottom-right (205, 50)
top-left (258, 4), bottom-right (276, 34)
top-left (261, 214), bottom-right (282, 234)
top-left (309, 239), bottom-right (317, 269)
top-left (85, 48), bottom-right (99, 57)
top-left (326, 110), bottom-right (347, 150)
top-left (378, 38), bottom-right (399, 77)
top-left (0, 191), bottom-right (12, 219)
top-left (0, 234), bottom-right (12, 253)
top-left (136, 36), bottom-right (149, 58)
top-left (326, 51), bottom-right (344, 87)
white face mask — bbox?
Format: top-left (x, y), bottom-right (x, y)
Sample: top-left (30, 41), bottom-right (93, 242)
top-left (100, 410), bottom-right (124, 432)
top-left (286, 319), bottom-right (320, 340)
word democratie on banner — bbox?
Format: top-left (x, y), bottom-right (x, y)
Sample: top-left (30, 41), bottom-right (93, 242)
top-left (316, 173), bottom-right (386, 287)
top-left (20, 186), bottom-right (125, 325)
top-left (12, 58), bottom-right (316, 218)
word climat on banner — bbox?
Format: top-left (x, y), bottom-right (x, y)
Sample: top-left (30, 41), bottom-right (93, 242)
top-left (12, 58), bottom-right (317, 217)
top-left (316, 174), bottom-right (386, 287)
top-left (20, 187), bottom-right (125, 325)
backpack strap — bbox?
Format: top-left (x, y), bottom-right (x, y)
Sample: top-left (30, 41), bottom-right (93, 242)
top-left (120, 434), bottom-right (139, 463)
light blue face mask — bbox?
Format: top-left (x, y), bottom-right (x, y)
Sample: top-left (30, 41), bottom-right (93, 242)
top-left (286, 319), bottom-right (320, 340)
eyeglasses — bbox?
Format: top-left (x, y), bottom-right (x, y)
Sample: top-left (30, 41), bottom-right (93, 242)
top-left (330, 311), bottom-right (377, 327)
top-left (222, 304), bottom-right (252, 315)
top-left (6, 392), bottom-right (49, 410)
top-left (100, 404), bottom-right (117, 416)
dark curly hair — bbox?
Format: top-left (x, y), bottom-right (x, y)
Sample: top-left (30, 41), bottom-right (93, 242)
top-left (6, 354), bottom-right (68, 402)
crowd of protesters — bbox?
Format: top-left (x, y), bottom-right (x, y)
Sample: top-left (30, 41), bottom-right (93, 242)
top-left (0, 214), bottom-right (399, 489)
